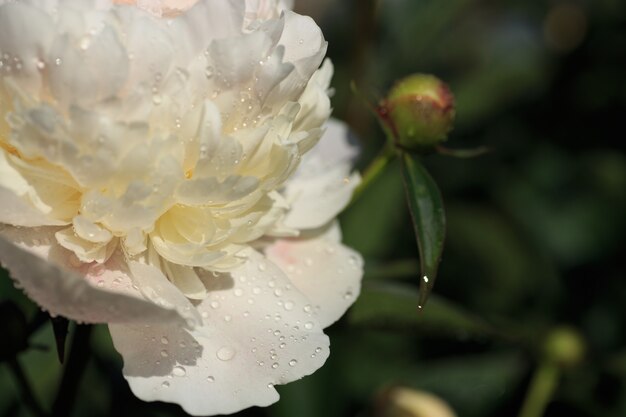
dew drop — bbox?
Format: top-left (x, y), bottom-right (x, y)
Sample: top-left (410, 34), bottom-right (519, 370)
top-left (172, 366), bottom-right (186, 377)
top-left (161, 381), bottom-right (170, 388)
top-left (289, 359), bottom-right (297, 367)
top-left (161, 337), bottom-right (169, 345)
top-left (284, 301), bottom-right (294, 311)
top-left (207, 376), bottom-right (215, 383)
top-left (217, 346), bottom-right (235, 361)
top-left (271, 363), bottom-right (279, 369)
top-left (160, 350), bottom-right (169, 357)
top-left (304, 322), bottom-right (314, 330)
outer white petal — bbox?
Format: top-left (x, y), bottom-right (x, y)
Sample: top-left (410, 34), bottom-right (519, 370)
top-left (266, 222), bottom-right (363, 328)
top-left (0, 226), bottom-right (186, 326)
top-left (110, 250), bottom-right (330, 416)
top-left (282, 119), bottom-right (361, 230)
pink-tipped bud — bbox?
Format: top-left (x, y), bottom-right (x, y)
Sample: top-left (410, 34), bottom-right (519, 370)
top-left (379, 74), bottom-right (456, 152)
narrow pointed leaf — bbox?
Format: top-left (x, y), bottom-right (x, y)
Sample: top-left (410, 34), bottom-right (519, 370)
top-left (399, 151), bottom-right (446, 308)
top-left (50, 316), bottom-right (69, 364)
top-left (436, 145), bottom-right (492, 159)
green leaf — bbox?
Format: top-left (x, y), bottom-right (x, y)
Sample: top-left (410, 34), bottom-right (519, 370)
top-left (399, 152), bottom-right (446, 308)
top-left (50, 316), bottom-right (69, 364)
top-left (349, 283), bottom-right (497, 339)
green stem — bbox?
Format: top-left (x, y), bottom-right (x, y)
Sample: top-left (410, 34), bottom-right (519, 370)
top-left (351, 142), bottom-right (395, 204)
top-left (51, 324), bottom-right (93, 417)
top-left (518, 361), bottom-right (560, 417)
top-left (7, 358), bottom-right (47, 417)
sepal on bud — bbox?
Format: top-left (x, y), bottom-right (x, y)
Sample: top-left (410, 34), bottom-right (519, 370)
top-left (379, 74), bottom-right (456, 152)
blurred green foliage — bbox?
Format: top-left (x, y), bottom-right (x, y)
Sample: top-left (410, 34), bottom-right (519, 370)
top-left (1, 0), bottom-right (625, 416)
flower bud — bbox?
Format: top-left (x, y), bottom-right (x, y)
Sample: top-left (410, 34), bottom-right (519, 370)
top-left (544, 326), bottom-right (585, 368)
top-left (379, 74), bottom-right (456, 152)
top-left (376, 387), bottom-right (458, 417)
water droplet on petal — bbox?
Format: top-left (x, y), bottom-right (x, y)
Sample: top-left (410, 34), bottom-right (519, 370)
top-left (172, 366), bottom-right (186, 377)
top-left (161, 381), bottom-right (170, 388)
top-left (207, 376), bottom-right (215, 383)
top-left (289, 359), bottom-right (297, 367)
top-left (161, 337), bottom-right (169, 345)
top-left (217, 346), bottom-right (235, 361)
top-left (271, 363), bottom-right (279, 369)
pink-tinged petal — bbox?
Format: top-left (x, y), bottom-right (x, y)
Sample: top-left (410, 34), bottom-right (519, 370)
top-left (266, 223), bottom-right (364, 328)
top-left (282, 119), bottom-right (361, 230)
top-left (110, 250), bottom-right (329, 416)
top-left (0, 226), bottom-right (185, 326)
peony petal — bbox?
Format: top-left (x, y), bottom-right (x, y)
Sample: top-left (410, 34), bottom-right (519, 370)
top-left (0, 185), bottom-right (65, 227)
top-left (0, 226), bottom-right (186, 326)
top-left (266, 222), bottom-right (364, 328)
top-left (282, 119), bottom-right (361, 230)
top-left (110, 249), bottom-right (330, 416)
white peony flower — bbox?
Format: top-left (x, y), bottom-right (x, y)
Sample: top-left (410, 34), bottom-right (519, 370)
top-left (0, 0), bottom-right (363, 415)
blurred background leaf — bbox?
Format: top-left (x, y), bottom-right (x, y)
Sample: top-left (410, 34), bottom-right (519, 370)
top-left (2, 0), bottom-right (625, 416)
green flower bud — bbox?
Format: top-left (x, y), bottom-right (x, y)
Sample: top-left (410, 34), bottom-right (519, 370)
top-left (544, 326), bottom-right (585, 368)
top-left (379, 74), bottom-right (456, 152)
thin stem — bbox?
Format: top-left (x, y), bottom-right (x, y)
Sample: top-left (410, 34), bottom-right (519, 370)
top-left (51, 324), bottom-right (93, 417)
top-left (518, 361), bottom-right (560, 417)
top-left (350, 142), bottom-right (395, 205)
top-left (7, 358), bottom-right (47, 417)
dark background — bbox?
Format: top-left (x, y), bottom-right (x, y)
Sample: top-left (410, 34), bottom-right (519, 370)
top-left (1, 0), bottom-right (625, 416)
